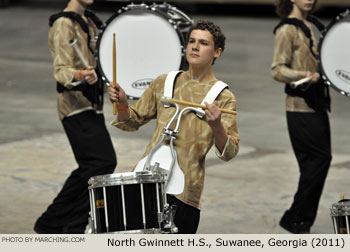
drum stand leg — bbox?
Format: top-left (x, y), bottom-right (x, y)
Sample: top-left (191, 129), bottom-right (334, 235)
top-left (346, 216), bottom-right (350, 234)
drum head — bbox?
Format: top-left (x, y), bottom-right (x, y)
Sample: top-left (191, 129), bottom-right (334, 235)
top-left (97, 7), bottom-right (185, 99)
top-left (319, 12), bottom-right (350, 96)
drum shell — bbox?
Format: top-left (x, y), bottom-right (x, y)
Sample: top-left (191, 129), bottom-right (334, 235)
top-left (88, 172), bottom-right (166, 233)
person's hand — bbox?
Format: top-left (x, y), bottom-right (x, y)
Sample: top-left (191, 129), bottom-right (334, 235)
top-left (309, 72), bottom-right (320, 83)
top-left (204, 101), bottom-right (222, 129)
top-left (204, 101), bottom-right (228, 152)
top-left (84, 67), bottom-right (98, 85)
top-left (109, 82), bottom-right (128, 107)
top-left (303, 71), bottom-right (320, 83)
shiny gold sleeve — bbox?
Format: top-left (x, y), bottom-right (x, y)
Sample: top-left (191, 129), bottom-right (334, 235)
top-left (214, 90), bottom-right (239, 161)
top-left (49, 18), bottom-right (79, 86)
top-left (111, 75), bottom-right (165, 131)
top-left (271, 25), bottom-right (301, 83)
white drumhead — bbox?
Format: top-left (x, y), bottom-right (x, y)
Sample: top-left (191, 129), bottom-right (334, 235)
top-left (98, 9), bottom-right (183, 98)
top-left (319, 18), bottom-right (350, 95)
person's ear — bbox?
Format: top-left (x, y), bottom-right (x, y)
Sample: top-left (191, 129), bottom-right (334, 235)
top-left (214, 48), bottom-right (222, 59)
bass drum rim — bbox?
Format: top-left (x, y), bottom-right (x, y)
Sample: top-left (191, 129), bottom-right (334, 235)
top-left (95, 3), bottom-right (192, 100)
top-left (317, 10), bottom-right (350, 97)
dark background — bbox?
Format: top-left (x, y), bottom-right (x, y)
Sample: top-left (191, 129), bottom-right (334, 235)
top-left (1, 0), bottom-right (350, 18)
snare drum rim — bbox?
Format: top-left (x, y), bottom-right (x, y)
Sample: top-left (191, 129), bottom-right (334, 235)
top-left (97, 228), bottom-right (162, 234)
top-left (330, 201), bottom-right (350, 216)
top-left (95, 3), bottom-right (192, 99)
top-left (317, 9), bottom-right (350, 97)
top-left (88, 171), bottom-right (166, 189)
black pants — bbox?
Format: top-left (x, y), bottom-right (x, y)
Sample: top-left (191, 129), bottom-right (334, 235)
top-left (167, 195), bottom-right (200, 234)
top-left (34, 110), bottom-right (117, 233)
top-left (283, 112), bottom-right (332, 228)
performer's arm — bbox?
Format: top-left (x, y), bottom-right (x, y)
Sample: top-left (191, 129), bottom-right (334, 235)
top-left (205, 101), bottom-right (227, 152)
top-left (73, 68), bottom-right (98, 85)
top-left (109, 82), bottom-right (130, 121)
top-left (205, 93), bottom-right (239, 161)
top-left (51, 18), bottom-right (97, 86)
top-left (51, 19), bottom-right (79, 86)
top-left (109, 75), bottom-right (164, 131)
top-left (271, 25), bottom-right (319, 84)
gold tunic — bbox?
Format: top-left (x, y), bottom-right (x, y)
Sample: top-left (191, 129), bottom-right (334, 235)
top-left (48, 13), bottom-right (100, 120)
top-left (271, 23), bottom-right (319, 112)
top-left (112, 71), bottom-right (239, 209)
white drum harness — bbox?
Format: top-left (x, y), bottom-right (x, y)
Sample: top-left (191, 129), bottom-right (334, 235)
top-left (135, 71), bottom-right (228, 194)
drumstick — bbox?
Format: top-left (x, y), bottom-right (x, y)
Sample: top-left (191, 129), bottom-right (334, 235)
top-left (69, 38), bottom-right (93, 72)
top-left (163, 98), bottom-right (237, 115)
top-left (69, 38), bottom-right (89, 68)
top-left (290, 76), bottom-right (312, 88)
top-left (113, 33), bottom-right (117, 115)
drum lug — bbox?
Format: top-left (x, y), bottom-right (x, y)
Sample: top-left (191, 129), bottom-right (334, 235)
top-left (161, 204), bottom-right (178, 234)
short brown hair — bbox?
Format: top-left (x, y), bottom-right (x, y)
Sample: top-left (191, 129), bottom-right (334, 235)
top-left (187, 20), bottom-right (226, 53)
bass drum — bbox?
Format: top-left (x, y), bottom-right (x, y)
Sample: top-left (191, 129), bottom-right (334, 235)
top-left (318, 10), bottom-right (350, 96)
top-left (96, 3), bottom-right (193, 99)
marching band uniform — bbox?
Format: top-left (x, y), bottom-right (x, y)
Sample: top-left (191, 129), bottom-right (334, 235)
top-left (271, 16), bottom-right (332, 234)
top-left (112, 70), bottom-right (239, 233)
top-left (34, 6), bottom-right (116, 234)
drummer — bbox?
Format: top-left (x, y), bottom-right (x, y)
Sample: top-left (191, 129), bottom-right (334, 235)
top-left (34, 0), bottom-right (117, 234)
top-left (109, 20), bottom-right (239, 234)
top-left (271, 0), bottom-right (332, 234)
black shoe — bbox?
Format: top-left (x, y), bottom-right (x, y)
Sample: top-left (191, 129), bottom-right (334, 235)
top-left (279, 218), bottom-right (310, 234)
top-left (33, 225), bottom-right (47, 234)
top-left (34, 218), bottom-right (64, 234)
top-left (34, 223), bottom-right (51, 234)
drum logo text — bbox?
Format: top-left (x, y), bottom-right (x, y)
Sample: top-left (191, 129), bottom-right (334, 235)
top-left (131, 79), bottom-right (153, 90)
top-left (336, 70), bottom-right (350, 84)
top-left (340, 227), bottom-right (348, 234)
top-left (96, 199), bottom-right (104, 208)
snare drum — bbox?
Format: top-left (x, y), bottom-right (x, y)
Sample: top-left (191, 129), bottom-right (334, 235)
top-left (330, 200), bottom-right (350, 234)
top-left (96, 2), bottom-right (193, 99)
top-left (318, 10), bottom-right (350, 96)
top-left (88, 171), bottom-right (166, 233)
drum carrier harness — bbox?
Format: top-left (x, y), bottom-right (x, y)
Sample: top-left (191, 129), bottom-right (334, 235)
top-left (273, 15), bottom-right (331, 112)
top-left (138, 70), bottom-right (228, 193)
top-left (49, 10), bottom-right (105, 109)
